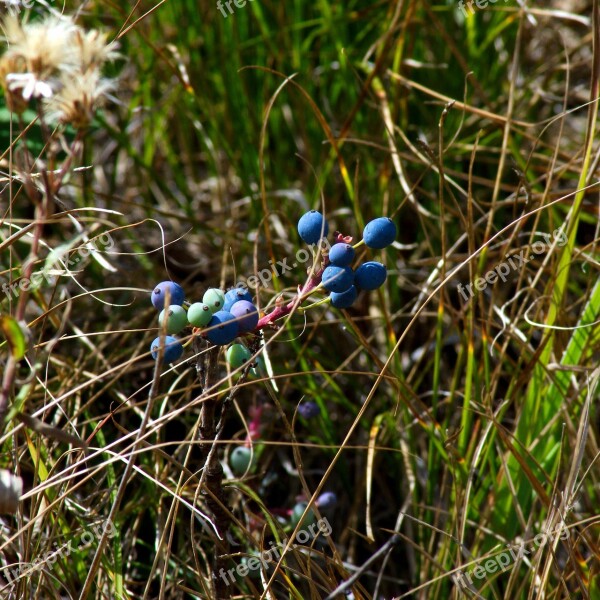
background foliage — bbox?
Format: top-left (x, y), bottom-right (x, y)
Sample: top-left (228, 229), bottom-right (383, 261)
top-left (0, 1), bottom-right (598, 598)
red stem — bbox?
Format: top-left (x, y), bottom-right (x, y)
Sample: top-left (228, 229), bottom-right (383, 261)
top-left (255, 265), bottom-right (325, 330)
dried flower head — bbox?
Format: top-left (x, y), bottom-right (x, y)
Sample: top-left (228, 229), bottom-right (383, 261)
top-left (1, 13), bottom-right (78, 78)
top-left (0, 12), bottom-right (118, 124)
top-left (46, 70), bottom-right (116, 129)
top-left (73, 28), bottom-right (119, 73)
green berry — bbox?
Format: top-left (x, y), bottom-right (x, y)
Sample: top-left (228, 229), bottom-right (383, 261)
top-left (158, 305), bottom-right (188, 334)
top-left (230, 446), bottom-right (253, 475)
top-left (187, 302), bottom-right (213, 327)
top-left (202, 288), bottom-right (226, 313)
top-left (289, 501), bottom-right (316, 529)
top-left (226, 344), bottom-right (252, 369)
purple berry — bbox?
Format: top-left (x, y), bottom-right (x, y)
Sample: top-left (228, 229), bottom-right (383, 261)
top-left (363, 217), bottom-right (396, 249)
top-left (151, 281), bottom-right (184, 310)
top-left (223, 287), bottom-right (253, 312)
top-left (316, 491), bottom-right (337, 510)
top-left (205, 310), bottom-right (239, 345)
top-left (330, 285), bottom-right (357, 309)
top-left (354, 261), bottom-right (387, 290)
top-left (229, 300), bottom-right (259, 332)
top-left (297, 210), bottom-right (329, 245)
top-left (322, 265), bottom-right (354, 293)
top-left (328, 243), bottom-right (355, 267)
top-left (297, 401), bottom-right (320, 419)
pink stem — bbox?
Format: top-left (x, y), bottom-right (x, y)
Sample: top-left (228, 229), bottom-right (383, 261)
top-left (255, 265), bottom-right (325, 330)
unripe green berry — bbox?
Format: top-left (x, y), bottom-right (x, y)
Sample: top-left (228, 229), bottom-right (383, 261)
top-left (230, 446), bottom-right (253, 476)
top-left (158, 305), bottom-right (188, 334)
top-left (226, 344), bottom-right (252, 369)
top-left (202, 288), bottom-right (226, 313)
top-left (289, 501), bottom-right (316, 529)
top-left (188, 302), bottom-right (213, 327)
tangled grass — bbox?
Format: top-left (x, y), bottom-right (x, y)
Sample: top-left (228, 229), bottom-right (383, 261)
top-left (0, 1), bottom-right (598, 599)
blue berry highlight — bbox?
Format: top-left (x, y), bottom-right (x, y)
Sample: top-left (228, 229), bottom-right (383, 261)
top-left (316, 491), bottom-right (338, 510)
top-left (330, 285), bottom-right (357, 309)
top-left (297, 210), bottom-right (329, 245)
top-left (205, 310), bottom-right (239, 345)
top-left (229, 300), bottom-right (258, 332)
top-left (151, 281), bottom-right (184, 310)
top-left (328, 243), bottom-right (355, 267)
top-left (363, 217), bottom-right (397, 249)
top-left (223, 287), bottom-right (253, 312)
top-left (322, 265), bottom-right (354, 293)
top-left (355, 261), bottom-right (387, 290)
top-left (158, 305), bottom-right (188, 334)
top-left (226, 343), bottom-right (252, 369)
top-left (297, 401), bottom-right (320, 419)
top-left (150, 335), bottom-right (183, 363)
top-left (187, 302), bottom-right (213, 327)
top-left (202, 288), bottom-right (226, 313)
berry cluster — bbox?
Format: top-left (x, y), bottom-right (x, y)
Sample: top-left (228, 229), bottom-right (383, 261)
top-left (298, 211), bottom-right (396, 310)
top-left (150, 282), bottom-right (260, 365)
top-left (148, 211), bottom-right (396, 364)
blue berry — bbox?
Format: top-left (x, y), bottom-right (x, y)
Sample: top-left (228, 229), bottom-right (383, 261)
top-left (223, 287), bottom-right (253, 312)
top-left (150, 335), bottom-right (183, 363)
top-left (226, 343), bottom-right (252, 369)
top-left (316, 491), bottom-right (337, 510)
top-left (151, 281), bottom-right (184, 310)
top-left (158, 305), bottom-right (188, 334)
top-left (187, 302), bottom-right (213, 327)
top-left (297, 401), bottom-right (320, 419)
top-left (330, 285), bottom-right (357, 309)
top-left (229, 300), bottom-right (258, 332)
top-left (202, 288), bottom-right (226, 313)
top-left (205, 310), bottom-right (239, 345)
top-left (297, 210), bottom-right (329, 245)
top-left (322, 265), bottom-right (354, 293)
top-left (230, 446), bottom-right (252, 475)
top-left (363, 217), bottom-right (396, 249)
top-left (328, 243), bottom-right (355, 267)
top-left (354, 261), bottom-right (387, 290)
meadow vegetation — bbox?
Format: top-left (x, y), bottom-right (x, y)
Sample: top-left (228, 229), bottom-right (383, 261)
top-left (0, 1), bottom-right (598, 598)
